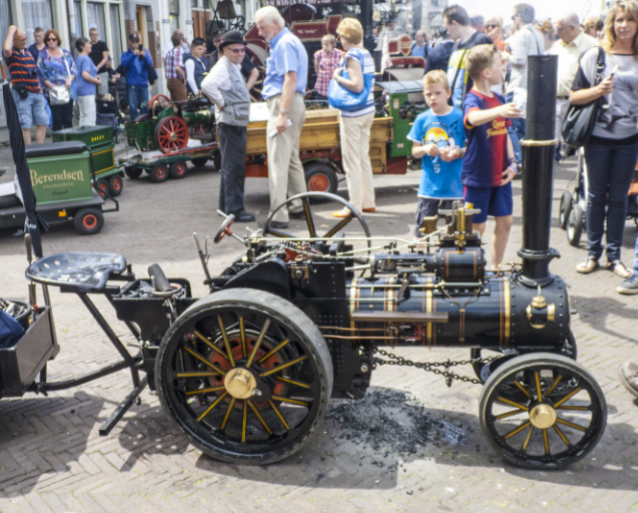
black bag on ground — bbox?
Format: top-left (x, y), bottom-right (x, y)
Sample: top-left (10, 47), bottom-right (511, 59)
top-left (562, 47), bottom-right (606, 150)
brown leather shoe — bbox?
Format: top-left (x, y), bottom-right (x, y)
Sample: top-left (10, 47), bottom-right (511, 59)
top-left (618, 362), bottom-right (638, 398)
top-left (575, 256), bottom-right (599, 274)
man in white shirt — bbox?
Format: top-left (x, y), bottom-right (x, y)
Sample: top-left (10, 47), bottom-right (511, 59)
top-left (503, 3), bottom-right (545, 165)
top-left (201, 31), bottom-right (255, 223)
top-left (550, 12), bottom-right (598, 153)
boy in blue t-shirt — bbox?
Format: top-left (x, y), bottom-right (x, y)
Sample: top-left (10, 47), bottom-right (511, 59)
top-left (408, 70), bottom-right (465, 237)
top-left (462, 44), bottom-right (521, 266)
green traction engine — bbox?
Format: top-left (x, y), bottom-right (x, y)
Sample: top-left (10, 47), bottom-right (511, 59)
top-left (125, 94), bottom-right (214, 154)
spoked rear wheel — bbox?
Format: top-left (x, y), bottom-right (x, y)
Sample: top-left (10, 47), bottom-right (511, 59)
top-left (155, 289), bottom-right (333, 465)
top-left (479, 353), bottom-right (606, 469)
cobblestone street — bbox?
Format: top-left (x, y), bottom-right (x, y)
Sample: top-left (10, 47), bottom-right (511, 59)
top-left (1, 151), bottom-right (638, 512)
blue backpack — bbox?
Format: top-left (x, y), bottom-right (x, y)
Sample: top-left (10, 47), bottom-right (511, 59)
top-left (0, 310), bottom-right (25, 349)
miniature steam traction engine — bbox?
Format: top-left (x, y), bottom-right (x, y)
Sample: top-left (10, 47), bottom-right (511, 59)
top-left (1, 56), bottom-right (606, 470)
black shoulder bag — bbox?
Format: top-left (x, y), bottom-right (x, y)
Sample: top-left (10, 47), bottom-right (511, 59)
top-left (561, 47), bottom-right (606, 150)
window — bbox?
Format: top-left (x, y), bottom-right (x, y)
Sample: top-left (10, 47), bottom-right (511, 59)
top-left (191, 0), bottom-right (199, 7)
top-left (0, 3), bottom-right (11, 45)
top-left (23, 0), bottom-right (53, 46)
top-left (170, 0), bottom-right (179, 30)
top-left (87, 2), bottom-right (106, 39)
top-left (72, 1), bottom-right (84, 38)
top-left (109, 4), bottom-right (123, 67)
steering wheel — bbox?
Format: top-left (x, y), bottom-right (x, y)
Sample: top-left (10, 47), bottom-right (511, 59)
top-left (214, 214), bottom-right (236, 243)
top-left (264, 192), bottom-right (372, 255)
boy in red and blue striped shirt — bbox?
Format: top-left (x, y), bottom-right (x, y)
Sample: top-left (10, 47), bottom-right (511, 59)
top-left (462, 44), bottom-right (521, 266)
top-left (2, 25), bottom-right (48, 144)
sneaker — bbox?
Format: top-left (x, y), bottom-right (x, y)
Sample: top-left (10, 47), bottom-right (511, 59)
top-left (607, 260), bottom-right (632, 279)
top-left (268, 220), bottom-right (289, 229)
top-left (362, 207), bottom-right (376, 213)
top-left (332, 207), bottom-right (351, 218)
top-left (617, 272), bottom-right (638, 294)
top-left (234, 212), bottom-right (256, 223)
top-left (289, 209), bottom-right (305, 220)
top-left (618, 362), bottom-right (638, 397)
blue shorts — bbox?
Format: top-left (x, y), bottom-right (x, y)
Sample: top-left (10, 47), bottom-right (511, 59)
top-left (464, 183), bottom-right (513, 223)
top-left (11, 89), bottom-right (48, 129)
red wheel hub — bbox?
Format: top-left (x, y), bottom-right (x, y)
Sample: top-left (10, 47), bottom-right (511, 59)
top-left (308, 173), bottom-right (329, 192)
top-left (83, 215), bottom-right (97, 229)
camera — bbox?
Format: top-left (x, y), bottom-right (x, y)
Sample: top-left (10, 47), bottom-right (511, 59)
top-left (138, 44), bottom-right (144, 60)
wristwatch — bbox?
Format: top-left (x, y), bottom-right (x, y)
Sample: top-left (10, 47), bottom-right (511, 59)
top-left (279, 109), bottom-right (288, 115)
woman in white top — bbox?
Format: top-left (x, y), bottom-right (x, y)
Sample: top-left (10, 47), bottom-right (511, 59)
top-left (331, 18), bottom-right (376, 217)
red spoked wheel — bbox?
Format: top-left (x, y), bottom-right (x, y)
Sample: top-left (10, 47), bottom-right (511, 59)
top-left (155, 116), bottom-right (189, 154)
top-left (149, 94), bottom-right (171, 116)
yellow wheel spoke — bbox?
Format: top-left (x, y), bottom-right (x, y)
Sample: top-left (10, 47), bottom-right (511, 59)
top-left (513, 380), bottom-right (532, 398)
top-left (553, 423), bottom-right (571, 446)
top-left (186, 385), bottom-right (226, 396)
top-left (177, 371), bottom-right (219, 378)
top-left (497, 396), bottom-right (529, 411)
top-left (194, 331), bottom-right (229, 361)
top-left (242, 401), bottom-right (248, 442)
top-left (272, 395), bottom-right (309, 407)
top-left (521, 425), bottom-right (534, 451)
top-left (555, 405), bottom-right (589, 411)
top-left (504, 421), bottom-right (531, 440)
top-left (556, 418), bottom-right (586, 432)
top-left (553, 387), bottom-right (582, 408)
top-left (246, 319), bottom-right (271, 368)
top-left (197, 391), bottom-right (228, 422)
top-left (239, 317), bottom-right (247, 359)
top-left (275, 376), bottom-right (310, 389)
top-left (260, 355), bottom-right (308, 377)
top-left (217, 315), bottom-right (235, 367)
top-left (221, 398), bottom-right (236, 430)
top-left (248, 400), bottom-right (273, 435)
top-left (269, 400), bottom-right (290, 430)
top-left (183, 345), bottom-right (227, 376)
top-left (535, 371), bottom-right (543, 401)
top-left (495, 409), bottom-right (526, 420)
top-left (258, 339), bottom-right (290, 364)
top-left (546, 374), bottom-right (563, 397)
top-left (543, 428), bottom-right (550, 454)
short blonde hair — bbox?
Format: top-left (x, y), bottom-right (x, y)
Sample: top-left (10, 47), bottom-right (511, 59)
top-left (603, 1), bottom-right (638, 56)
top-left (337, 18), bottom-right (363, 45)
top-left (322, 34), bottom-right (336, 47)
top-left (423, 69), bottom-right (449, 90)
top-left (466, 43), bottom-right (499, 80)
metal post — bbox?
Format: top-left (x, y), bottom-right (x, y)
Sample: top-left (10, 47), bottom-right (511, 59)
top-left (517, 55), bottom-right (560, 286)
top-left (361, 0), bottom-right (375, 57)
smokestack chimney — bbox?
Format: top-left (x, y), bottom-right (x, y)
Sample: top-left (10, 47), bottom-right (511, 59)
top-left (518, 55), bottom-right (559, 286)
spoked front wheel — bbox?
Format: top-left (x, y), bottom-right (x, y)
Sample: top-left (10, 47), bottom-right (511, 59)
top-left (155, 289), bottom-right (333, 464)
top-left (479, 353), bottom-right (606, 469)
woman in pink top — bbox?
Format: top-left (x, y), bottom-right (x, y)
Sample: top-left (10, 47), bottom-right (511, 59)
top-left (313, 34), bottom-right (344, 98)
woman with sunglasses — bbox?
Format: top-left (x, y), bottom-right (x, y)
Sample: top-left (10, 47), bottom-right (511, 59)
top-left (37, 29), bottom-right (76, 131)
top-left (570, 0), bottom-right (638, 278)
top-left (485, 16), bottom-right (506, 51)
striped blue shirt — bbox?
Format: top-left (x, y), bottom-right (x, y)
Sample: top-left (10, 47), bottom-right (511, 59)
top-left (339, 48), bottom-right (375, 117)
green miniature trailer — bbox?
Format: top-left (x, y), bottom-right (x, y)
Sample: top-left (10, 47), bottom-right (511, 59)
top-left (0, 141), bottom-right (118, 236)
top-left (52, 125), bottom-right (125, 197)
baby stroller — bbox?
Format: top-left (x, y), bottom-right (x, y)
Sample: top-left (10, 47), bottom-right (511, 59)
top-left (558, 148), bottom-right (638, 246)
top-left (96, 94), bottom-right (124, 143)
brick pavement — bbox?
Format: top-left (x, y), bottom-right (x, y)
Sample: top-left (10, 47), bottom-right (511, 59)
top-left (1, 156), bottom-right (638, 512)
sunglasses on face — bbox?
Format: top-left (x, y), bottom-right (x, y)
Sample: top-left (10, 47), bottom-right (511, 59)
top-left (46, 38), bottom-right (58, 42)
top-left (485, 24), bottom-right (498, 29)
top-left (511, 14), bottom-right (519, 20)
top-left (228, 48), bottom-right (245, 53)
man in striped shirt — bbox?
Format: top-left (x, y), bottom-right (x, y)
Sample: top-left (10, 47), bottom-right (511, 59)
top-left (3, 25), bottom-right (48, 144)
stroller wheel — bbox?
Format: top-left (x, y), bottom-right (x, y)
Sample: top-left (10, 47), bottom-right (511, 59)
top-left (567, 203), bottom-right (584, 247)
top-left (559, 191), bottom-right (572, 230)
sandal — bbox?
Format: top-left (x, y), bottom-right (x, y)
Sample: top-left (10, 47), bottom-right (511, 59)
top-left (607, 260), bottom-right (632, 279)
top-left (332, 207), bottom-right (351, 218)
top-left (575, 256), bottom-right (599, 274)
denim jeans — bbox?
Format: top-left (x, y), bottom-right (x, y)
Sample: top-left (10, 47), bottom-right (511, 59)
top-left (127, 85), bottom-right (149, 120)
top-left (217, 123), bottom-right (247, 216)
top-left (633, 230), bottom-right (638, 272)
top-left (505, 91), bottom-right (525, 165)
top-left (584, 139), bottom-right (638, 262)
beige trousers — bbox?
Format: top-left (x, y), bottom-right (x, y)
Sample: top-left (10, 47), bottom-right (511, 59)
top-left (266, 93), bottom-right (307, 223)
top-left (340, 112), bottom-right (376, 211)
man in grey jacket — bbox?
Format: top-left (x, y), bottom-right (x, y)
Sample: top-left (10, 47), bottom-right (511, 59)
top-left (201, 31), bottom-right (255, 223)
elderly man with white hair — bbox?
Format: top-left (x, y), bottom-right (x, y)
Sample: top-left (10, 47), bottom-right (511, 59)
top-left (255, 6), bottom-right (309, 229)
top-left (550, 11), bottom-right (598, 157)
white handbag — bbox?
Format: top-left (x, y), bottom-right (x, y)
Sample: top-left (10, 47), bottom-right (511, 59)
top-left (48, 54), bottom-right (72, 106)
